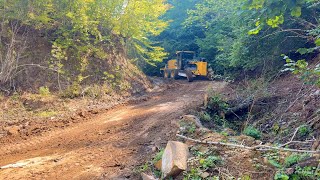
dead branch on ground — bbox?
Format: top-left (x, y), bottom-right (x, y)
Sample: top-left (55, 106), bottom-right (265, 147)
top-left (177, 134), bottom-right (320, 154)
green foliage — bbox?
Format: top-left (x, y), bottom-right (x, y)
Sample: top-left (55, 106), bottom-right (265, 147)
top-left (83, 84), bottom-right (112, 99)
top-left (1, 0), bottom-right (169, 85)
top-left (274, 172), bottom-right (289, 180)
top-left (264, 151), bottom-right (317, 180)
top-left (199, 155), bottom-right (222, 169)
top-left (203, 93), bottom-right (229, 128)
top-left (284, 153), bottom-right (309, 168)
top-left (315, 38), bottom-right (320, 46)
top-left (207, 94), bottom-right (228, 112)
top-left (272, 123), bottom-right (280, 134)
top-left (244, 0), bottom-right (317, 33)
top-left (60, 82), bottom-right (82, 99)
top-left (199, 111), bottom-right (211, 122)
top-left (184, 146), bottom-right (223, 179)
top-left (184, 0), bottom-right (319, 77)
top-left (241, 175), bottom-right (252, 180)
top-left (38, 86), bottom-right (50, 96)
top-left (283, 56), bottom-right (320, 87)
top-left (183, 168), bottom-right (202, 180)
top-left (185, 0), bottom-right (302, 76)
top-left (243, 126), bottom-right (261, 139)
top-left (268, 159), bottom-right (282, 169)
top-left (294, 166), bottom-right (319, 179)
top-left (147, 0), bottom-right (202, 75)
top-left (274, 166), bottom-right (319, 180)
top-left (179, 120), bottom-right (197, 135)
top-left (244, 0), bottom-right (320, 83)
top-left (152, 149), bottom-right (164, 164)
top-left (10, 92), bottom-right (20, 101)
top-left (266, 15), bottom-right (284, 28)
top-left (138, 162), bottom-right (150, 173)
top-left (297, 125), bottom-right (311, 137)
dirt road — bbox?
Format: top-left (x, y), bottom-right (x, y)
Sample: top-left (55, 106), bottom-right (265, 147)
top-left (0, 81), bottom-right (224, 180)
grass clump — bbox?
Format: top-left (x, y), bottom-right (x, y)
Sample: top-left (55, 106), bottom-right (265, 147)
top-left (39, 86), bottom-right (50, 96)
top-left (152, 149), bottom-right (164, 163)
top-left (284, 153), bottom-right (310, 167)
top-left (199, 111), bottom-right (211, 122)
top-left (243, 126), bottom-right (261, 139)
top-left (36, 110), bottom-right (58, 118)
top-left (297, 125), bottom-right (311, 137)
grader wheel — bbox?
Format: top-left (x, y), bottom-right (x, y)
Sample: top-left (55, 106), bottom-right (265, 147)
top-left (171, 70), bottom-right (179, 79)
top-left (185, 70), bottom-right (193, 82)
top-left (164, 69), bottom-right (170, 78)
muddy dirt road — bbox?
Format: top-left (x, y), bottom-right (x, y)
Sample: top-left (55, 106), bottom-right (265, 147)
top-left (0, 81), bottom-right (225, 180)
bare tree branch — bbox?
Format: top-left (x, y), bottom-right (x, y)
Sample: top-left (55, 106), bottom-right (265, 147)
top-left (177, 134), bottom-right (320, 154)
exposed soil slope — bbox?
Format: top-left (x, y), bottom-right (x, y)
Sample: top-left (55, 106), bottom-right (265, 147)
top-left (0, 81), bottom-right (225, 180)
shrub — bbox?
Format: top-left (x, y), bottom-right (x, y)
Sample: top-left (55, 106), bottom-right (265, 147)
top-left (298, 125), bottom-right (311, 137)
top-left (293, 166), bottom-right (319, 179)
top-left (284, 153), bottom-right (309, 168)
top-left (274, 172), bottom-right (289, 180)
top-left (199, 111), bottom-right (211, 122)
top-left (60, 83), bottom-right (81, 99)
top-left (199, 155), bottom-right (222, 168)
top-left (207, 94), bottom-right (229, 112)
top-left (243, 126), bottom-right (261, 139)
top-left (39, 86), bottom-right (50, 96)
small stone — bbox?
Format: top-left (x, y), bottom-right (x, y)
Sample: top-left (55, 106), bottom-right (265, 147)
top-left (200, 172), bottom-right (210, 178)
top-left (151, 146), bottom-right (157, 152)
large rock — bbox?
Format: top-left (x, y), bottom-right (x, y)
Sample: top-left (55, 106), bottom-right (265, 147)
top-left (161, 141), bottom-right (189, 178)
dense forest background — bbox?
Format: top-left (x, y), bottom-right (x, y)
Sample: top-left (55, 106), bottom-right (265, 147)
top-left (153, 0), bottom-right (320, 80)
top-left (0, 0), bottom-right (319, 93)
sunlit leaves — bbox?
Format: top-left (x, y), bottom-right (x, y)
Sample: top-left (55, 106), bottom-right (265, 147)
top-left (113, 0), bottom-right (169, 38)
top-left (248, 0), bottom-right (265, 10)
top-left (283, 56), bottom-right (320, 87)
top-left (315, 38), bottom-right (320, 46)
top-left (266, 15), bottom-right (284, 28)
top-left (291, 6), bottom-right (302, 17)
top-left (248, 26), bottom-right (262, 35)
top-left (248, 20), bottom-right (262, 35)
top-left (1, 0), bottom-right (169, 79)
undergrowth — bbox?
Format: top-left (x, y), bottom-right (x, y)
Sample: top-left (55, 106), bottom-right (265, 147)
top-left (243, 126), bottom-right (261, 139)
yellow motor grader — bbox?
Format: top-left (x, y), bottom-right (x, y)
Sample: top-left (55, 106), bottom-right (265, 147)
top-left (160, 51), bottom-right (209, 82)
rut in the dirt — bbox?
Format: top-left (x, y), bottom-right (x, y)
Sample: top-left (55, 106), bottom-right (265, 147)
top-left (0, 81), bottom-right (223, 180)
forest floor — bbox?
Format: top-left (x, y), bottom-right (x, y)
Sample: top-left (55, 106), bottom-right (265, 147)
top-left (0, 80), bottom-right (223, 179)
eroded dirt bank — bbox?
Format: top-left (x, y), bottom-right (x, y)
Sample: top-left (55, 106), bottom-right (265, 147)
top-left (0, 81), bottom-right (225, 180)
